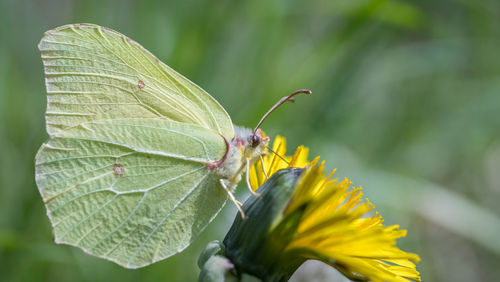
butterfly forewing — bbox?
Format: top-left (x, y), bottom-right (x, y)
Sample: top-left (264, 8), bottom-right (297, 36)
top-left (39, 23), bottom-right (234, 138)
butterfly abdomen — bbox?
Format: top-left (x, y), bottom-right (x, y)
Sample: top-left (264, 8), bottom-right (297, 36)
top-left (207, 137), bottom-right (245, 183)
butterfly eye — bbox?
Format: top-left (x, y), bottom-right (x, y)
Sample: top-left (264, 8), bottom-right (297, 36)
top-left (248, 134), bottom-right (261, 148)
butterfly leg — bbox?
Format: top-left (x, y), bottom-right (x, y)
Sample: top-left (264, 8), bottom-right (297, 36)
top-left (246, 158), bottom-right (261, 197)
top-left (219, 179), bottom-right (247, 220)
top-left (259, 155), bottom-right (269, 180)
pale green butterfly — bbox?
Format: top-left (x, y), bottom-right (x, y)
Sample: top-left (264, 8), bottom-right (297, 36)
top-left (35, 23), bottom-right (310, 268)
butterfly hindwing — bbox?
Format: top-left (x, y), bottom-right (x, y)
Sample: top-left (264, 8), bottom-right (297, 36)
top-left (35, 118), bottom-right (228, 268)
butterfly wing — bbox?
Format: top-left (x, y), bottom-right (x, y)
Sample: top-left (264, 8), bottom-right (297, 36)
top-left (36, 23), bottom-right (234, 268)
top-left (35, 118), bottom-right (227, 268)
top-left (39, 23), bottom-right (234, 138)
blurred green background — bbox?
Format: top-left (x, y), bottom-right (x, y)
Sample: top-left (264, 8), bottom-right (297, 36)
top-left (1, 0), bottom-right (500, 281)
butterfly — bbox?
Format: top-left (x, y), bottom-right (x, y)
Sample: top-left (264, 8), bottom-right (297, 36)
top-left (35, 23), bottom-right (310, 268)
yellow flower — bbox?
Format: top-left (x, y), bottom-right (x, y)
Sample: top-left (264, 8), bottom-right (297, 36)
top-left (248, 136), bottom-right (421, 281)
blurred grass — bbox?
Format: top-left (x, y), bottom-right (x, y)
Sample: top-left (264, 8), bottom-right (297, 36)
top-left (1, 0), bottom-right (500, 281)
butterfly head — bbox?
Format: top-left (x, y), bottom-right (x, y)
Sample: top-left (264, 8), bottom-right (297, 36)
top-left (245, 128), bottom-right (270, 158)
top-left (233, 126), bottom-right (269, 159)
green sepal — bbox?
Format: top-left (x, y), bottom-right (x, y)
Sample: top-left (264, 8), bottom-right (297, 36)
top-left (198, 240), bottom-right (224, 269)
top-left (223, 168), bottom-right (305, 281)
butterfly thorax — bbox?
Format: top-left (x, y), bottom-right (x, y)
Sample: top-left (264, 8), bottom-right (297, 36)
top-left (207, 126), bottom-right (269, 190)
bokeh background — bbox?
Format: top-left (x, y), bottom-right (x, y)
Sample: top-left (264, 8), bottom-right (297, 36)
top-left (1, 0), bottom-right (500, 281)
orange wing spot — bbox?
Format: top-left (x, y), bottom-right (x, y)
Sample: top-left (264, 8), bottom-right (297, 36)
top-left (113, 163), bottom-right (125, 177)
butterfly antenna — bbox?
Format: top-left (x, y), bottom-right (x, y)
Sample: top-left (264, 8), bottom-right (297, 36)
top-left (266, 145), bottom-right (290, 165)
top-left (253, 89), bottom-right (312, 134)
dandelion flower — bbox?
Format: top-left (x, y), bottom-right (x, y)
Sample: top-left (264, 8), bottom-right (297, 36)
top-left (222, 136), bottom-right (420, 281)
